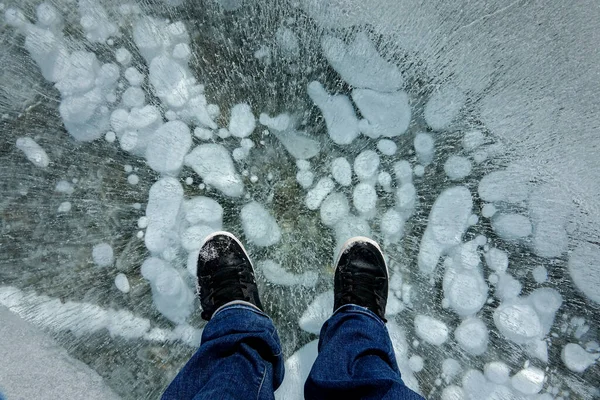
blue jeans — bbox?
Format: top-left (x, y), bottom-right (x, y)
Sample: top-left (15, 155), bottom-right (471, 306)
top-left (162, 304), bottom-right (424, 400)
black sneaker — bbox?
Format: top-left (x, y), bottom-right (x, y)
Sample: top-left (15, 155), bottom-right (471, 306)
top-left (196, 231), bottom-right (263, 321)
top-left (334, 237), bottom-right (389, 322)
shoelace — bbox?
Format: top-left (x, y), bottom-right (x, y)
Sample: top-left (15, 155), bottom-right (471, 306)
top-left (339, 270), bottom-right (387, 312)
top-left (200, 263), bottom-right (254, 306)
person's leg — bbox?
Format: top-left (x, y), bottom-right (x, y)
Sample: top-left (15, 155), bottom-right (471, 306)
top-left (162, 232), bottom-right (284, 400)
top-left (304, 237), bottom-right (424, 400)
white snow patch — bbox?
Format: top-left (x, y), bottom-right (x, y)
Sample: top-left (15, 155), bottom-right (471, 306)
top-left (561, 343), bottom-right (598, 373)
top-left (183, 197), bottom-right (223, 228)
top-left (320, 192), bottom-right (350, 227)
top-left (145, 121), bottom-right (192, 175)
top-left (510, 367), bottom-right (545, 395)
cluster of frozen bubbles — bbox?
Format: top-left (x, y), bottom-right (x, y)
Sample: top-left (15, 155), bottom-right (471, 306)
top-left (1, 1), bottom-right (599, 399)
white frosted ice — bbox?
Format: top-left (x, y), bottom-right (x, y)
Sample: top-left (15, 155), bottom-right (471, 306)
top-left (354, 150), bottom-right (380, 182)
top-left (353, 183), bottom-right (377, 215)
top-left (272, 129), bottom-right (320, 160)
top-left (424, 83), bottom-right (465, 130)
top-left (510, 366), bottom-right (545, 395)
top-left (485, 248), bottom-right (508, 273)
top-left (561, 343), bottom-right (598, 373)
top-left (377, 139), bottom-right (397, 155)
top-left (380, 209), bottom-right (405, 242)
top-left (443, 246), bottom-right (488, 316)
top-left (55, 180), bottom-right (74, 195)
top-left (275, 340), bottom-right (318, 400)
top-left (148, 55), bottom-right (190, 108)
top-left (36, 3), bottom-right (62, 30)
top-left (144, 178), bottom-right (183, 253)
top-left (258, 260), bottom-right (318, 288)
top-left (229, 103), bottom-right (256, 138)
top-left (462, 130), bottom-right (485, 152)
top-left (321, 32), bottom-right (404, 92)
top-left (185, 144), bottom-right (245, 197)
top-left (260, 112), bottom-right (291, 131)
top-left (377, 171), bottom-right (393, 192)
top-left (494, 302), bottom-right (542, 344)
top-left (57, 201), bottom-right (72, 213)
top-left (495, 273), bottom-right (522, 301)
top-left (568, 242), bottom-right (600, 303)
top-left (276, 27), bottom-right (300, 58)
top-left (79, 0), bottom-right (118, 43)
top-left (484, 361), bottom-right (510, 384)
top-left (296, 159), bottom-right (310, 171)
top-left (444, 155), bottom-right (472, 181)
top-left (180, 225), bottom-right (217, 252)
top-left (241, 202), bottom-right (281, 247)
top-left (334, 216), bottom-right (371, 252)
top-left (114, 273), bottom-right (130, 294)
top-left (532, 266), bottom-right (548, 283)
top-left (408, 355), bottom-right (424, 372)
top-left (122, 87), bottom-right (145, 108)
top-left (124, 67), bottom-right (144, 86)
top-left (115, 48), bottom-right (132, 66)
top-left (296, 170), bottom-right (314, 189)
top-left (481, 203), bottom-right (497, 218)
top-left (127, 174), bottom-right (139, 185)
top-left (299, 291), bottom-right (333, 335)
top-left (478, 168), bottom-right (530, 204)
top-left (414, 315), bottom-right (449, 346)
top-left (141, 258), bottom-right (194, 324)
top-left (16, 137), bottom-right (50, 168)
top-left (92, 243), bottom-right (114, 267)
top-left (194, 127), bottom-right (213, 140)
top-left (492, 213), bottom-right (532, 239)
top-left (307, 81), bottom-right (359, 145)
top-left (145, 121), bottom-right (192, 175)
top-left (396, 183), bottom-right (416, 218)
top-left (393, 160), bottom-right (412, 186)
top-left (442, 359), bottom-right (462, 380)
top-left (352, 89), bottom-right (411, 138)
top-left (414, 133), bottom-right (434, 166)
top-left (454, 317), bottom-right (489, 355)
top-left (528, 184), bottom-right (570, 258)
top-left (331, 157), bottom-right (352, 186)
top-left (441, 386), bottom-right (466, 400)
top-left (183, 197), bottom-right (223, 228)
top-left (305, 177), bottom-right (335, 210)
top-left (320, 192), bottom-right (350, 227)
top-left (418, 186), bottom-right (473, 275)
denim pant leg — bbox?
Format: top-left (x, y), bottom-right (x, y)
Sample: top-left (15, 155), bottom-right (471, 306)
top-left (304, 304), bottom-right (425, 400)
top-left (162, 304), bottom-right (285, 400)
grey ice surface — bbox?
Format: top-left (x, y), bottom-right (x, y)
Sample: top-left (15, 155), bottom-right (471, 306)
top-left (0, 306), bottom-right (120, 400)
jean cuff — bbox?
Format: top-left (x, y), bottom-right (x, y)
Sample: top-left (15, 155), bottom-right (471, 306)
top-left (213, 301), bottom-right (269, 319)
top-left (332, 303), bottom-right (387, 326)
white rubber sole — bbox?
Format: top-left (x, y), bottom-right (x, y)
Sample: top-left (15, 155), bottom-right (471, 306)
top-left (335, 236), bottom-right (388, 276)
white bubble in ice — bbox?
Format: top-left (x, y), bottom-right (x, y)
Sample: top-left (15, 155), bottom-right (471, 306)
top-left (92, 243), bottom-right (114, 267)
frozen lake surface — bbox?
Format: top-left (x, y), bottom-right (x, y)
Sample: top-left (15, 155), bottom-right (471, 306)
top-left (0, 0), bottom-right (599, 399)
